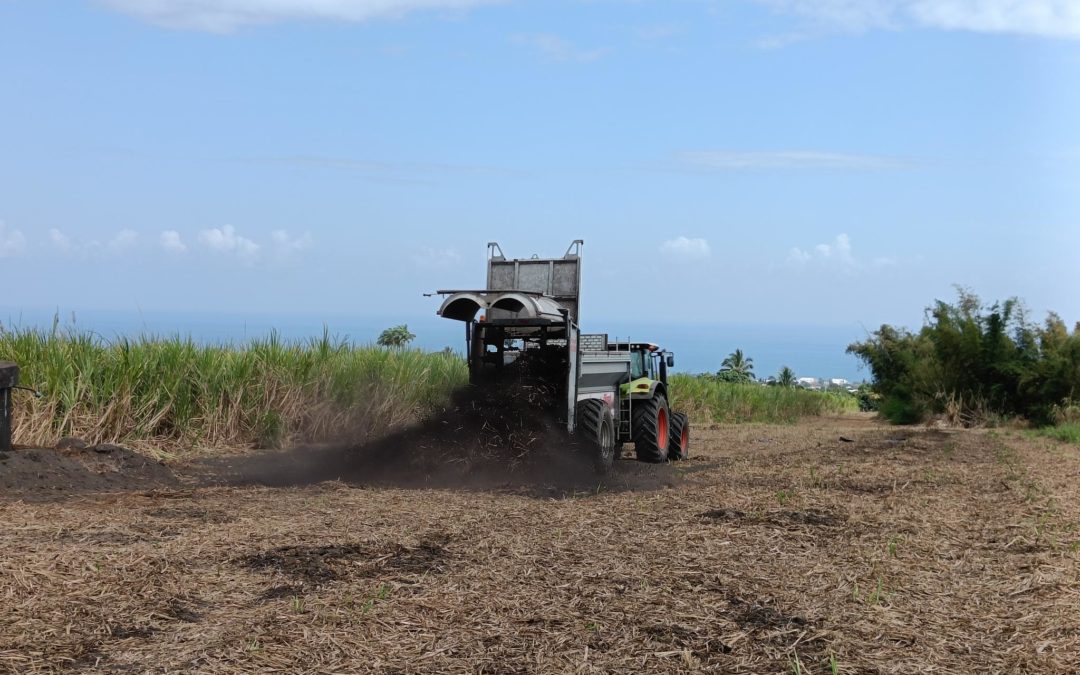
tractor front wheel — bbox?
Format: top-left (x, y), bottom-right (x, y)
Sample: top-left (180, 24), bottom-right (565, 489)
top-left (577, 398), bottom-right (615, 473)
top-left (632, 395), bottom-right (670, 463)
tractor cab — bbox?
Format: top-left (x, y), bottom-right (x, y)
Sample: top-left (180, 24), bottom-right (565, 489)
top-left (609, 342), bottom-right (675, 386)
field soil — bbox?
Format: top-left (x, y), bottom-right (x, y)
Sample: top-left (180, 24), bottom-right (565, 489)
top-left (0, 442), bottom-right (177, 498)
top-left (2, 414), bottom-right (1079, 673)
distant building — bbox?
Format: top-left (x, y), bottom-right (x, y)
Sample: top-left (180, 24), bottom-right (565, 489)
top-left (787, 376), bottom-right (864, 392)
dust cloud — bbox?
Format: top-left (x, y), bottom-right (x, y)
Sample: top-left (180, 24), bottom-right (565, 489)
top-left (202, 386), bottom-right (676, 497)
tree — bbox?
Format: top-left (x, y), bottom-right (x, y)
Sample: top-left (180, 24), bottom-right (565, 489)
top-left (847, 288), bottom-right (1080, 425)
top-left (718, 348), bottom-right (755, 383)
top-left (377, 324), bottom-right (415, 348)
top-left (778, 366), bottom-right (796, 388)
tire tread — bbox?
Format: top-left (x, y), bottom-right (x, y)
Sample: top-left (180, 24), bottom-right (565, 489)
top-left (577, 399), bottom-right (614, 473)
top-left (632, 395), bottom-right (669, 463)
top-left (668, 412), bottom-right (689, 461)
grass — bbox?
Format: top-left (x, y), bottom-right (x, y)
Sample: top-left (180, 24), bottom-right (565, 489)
top-left (361, 584), bottom-right (392, 614)
top-left (1, 326), bottom-right (467, 453)
top-left (852, 577), bottom-right (888, 606)
top-left (789, 652), bottom-right (805, 675)
top-left (887, 535), bottom-right (902, 558)
top-left (669, 374), bottom-right (859, 424)
top-left (1034, 422), bottom-right (1080, 445)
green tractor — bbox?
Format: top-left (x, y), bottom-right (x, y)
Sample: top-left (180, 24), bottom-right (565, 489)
top-left (610, 342), bottom-right (690, 464)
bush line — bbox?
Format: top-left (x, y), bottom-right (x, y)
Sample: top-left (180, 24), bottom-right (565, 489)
top-left (1, 327), bottom-right (467, 453)
top-left (669, 374), bottom-right (858, 424)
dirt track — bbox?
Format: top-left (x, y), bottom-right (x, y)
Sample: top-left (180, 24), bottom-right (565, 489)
top-left (2, 416), bottom-right (1079, 673)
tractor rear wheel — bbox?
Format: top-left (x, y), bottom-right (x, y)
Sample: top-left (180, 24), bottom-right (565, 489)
top-left (577, 398), bottom-right (615, 473)
top-left (668, 412), bottom-right (689, 461)
top-left (632, 395), bottom-right (670, 463)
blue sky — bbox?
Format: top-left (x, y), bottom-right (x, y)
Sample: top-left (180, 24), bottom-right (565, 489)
top-left (2, 0), bottom-right (1079, 344)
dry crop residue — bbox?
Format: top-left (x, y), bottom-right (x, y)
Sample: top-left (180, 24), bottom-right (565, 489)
top-left (1, 417), bottom-right (1079, 673)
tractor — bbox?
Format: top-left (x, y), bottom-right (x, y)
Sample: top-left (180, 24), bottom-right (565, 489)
top-left (432, 240), bottom-right (690, 472)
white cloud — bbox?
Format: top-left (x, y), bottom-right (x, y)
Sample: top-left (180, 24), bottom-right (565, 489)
top-left (198, 225), bottom-right (260, 262)
top-left (787, 247), bottom-right (812, 264)
top-left (909, 0), bottom-right (1080, 36)
top-left (412, 246), bottom-right (462, 268)
top-left (271, 229), bottom-right (313, 259)
top-left (102, 0), bottom-right (501, 32)
top-left (512, 33), bottom-right (609, 63)
top-left (787, 233), bottom-right (900, 272)
top-left (679, 150), bottom-right (902, 171)
top-left (160, 230), bottom-right (188, 254)
top-left (815, 233), bottom-right (855, 265)
top-left (660, 236), bottom-right (712, 260)
top-left (757, 0), bottom-right (898, 32)
top-left (98, 0), bottom-right (1080, 39)
top-left (48, 228), bottom-right (139, 257)
top-left (0, 221), bottom-right (27, 258)
top-left (49, 228), bottom-right (73, 252)
top-left (757, 0), bottom-right (1080, 39)
top-left (108, 229), bottom-right (138, 252)
top-left (789, 233), bottom-right (856, 267)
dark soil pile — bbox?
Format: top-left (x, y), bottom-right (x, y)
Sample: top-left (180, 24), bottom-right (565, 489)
top-left (360, 382), bottom-right (575, 468)
top-left (0, 440), bottom-right (178, 500)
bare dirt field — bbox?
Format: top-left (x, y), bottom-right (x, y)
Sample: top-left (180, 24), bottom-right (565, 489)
top-left (2, 415), bottom-right (1079, 673)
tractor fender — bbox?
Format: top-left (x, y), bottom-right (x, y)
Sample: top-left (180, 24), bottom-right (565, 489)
top-left (577, 392), bottom-right (617, 411)
top-left (621, 378), bottom-right (667, 401)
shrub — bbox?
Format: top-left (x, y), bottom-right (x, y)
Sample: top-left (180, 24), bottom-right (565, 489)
top-left (1036, 422), bottom-right (1080, 445)
top-left (847, 289), bottom-right (1080, 425)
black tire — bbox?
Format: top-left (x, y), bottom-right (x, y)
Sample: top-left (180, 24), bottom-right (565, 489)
top-left (632, 395), bottom-right (670, 463)
top-left (668, 412), bottom-right (689, 461)
top-left (577, 398), bottom-right (615, 473)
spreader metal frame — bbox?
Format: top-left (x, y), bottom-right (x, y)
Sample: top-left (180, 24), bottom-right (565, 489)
top-left (0, 362), bottom-right (19, 451)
